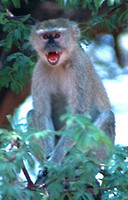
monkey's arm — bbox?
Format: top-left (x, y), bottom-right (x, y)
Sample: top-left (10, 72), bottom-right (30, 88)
top-left (27, 108), bottom-right (55, 156)
top-left (30, 64), bottom-right (55, 155)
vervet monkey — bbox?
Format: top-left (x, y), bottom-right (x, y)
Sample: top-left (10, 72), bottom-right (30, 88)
top-left (29, 18), bottom-right (115, 164)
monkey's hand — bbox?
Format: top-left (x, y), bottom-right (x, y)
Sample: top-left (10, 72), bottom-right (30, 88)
top-left (35, 167), bottom-right (48, 185)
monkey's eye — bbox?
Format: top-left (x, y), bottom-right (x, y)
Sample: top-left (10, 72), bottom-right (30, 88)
top-left (41, 34), bottom-right (49, 40)
top-left (54, 33), bottom-right (61, 39)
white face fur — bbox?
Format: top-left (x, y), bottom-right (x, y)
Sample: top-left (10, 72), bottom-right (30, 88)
top-left (36, 27), bottom-right (67, 35)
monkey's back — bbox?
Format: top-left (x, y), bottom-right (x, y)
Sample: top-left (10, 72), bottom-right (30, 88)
top-left (70, 47), bottom-right (111, 120)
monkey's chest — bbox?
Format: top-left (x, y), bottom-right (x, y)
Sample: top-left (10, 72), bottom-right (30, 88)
top-left (48, 68), bottom-right (71, 95)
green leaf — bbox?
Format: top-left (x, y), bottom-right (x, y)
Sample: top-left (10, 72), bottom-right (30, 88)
top-left (23, 152), bottom-right (35, 168)
top-left (11, 0), bottom-right (21, 8)
top-left (29, 143), bottom-right (44, 160)
top-left (21, 14), bottom-right (30, 22)
top-left (1, 0), bottom-right (11, 8)
top-left (107, 0), bottom-right (115, 6)
top-left (94, 0), bottom-right (100, 11)
top-left (14, 29), bottom-right (21, 40)
top-left (6, 34), bottom-right (13, 50)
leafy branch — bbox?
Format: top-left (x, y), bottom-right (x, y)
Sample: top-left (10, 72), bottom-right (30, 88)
top-left (0, 109), bottom-right (128, 199)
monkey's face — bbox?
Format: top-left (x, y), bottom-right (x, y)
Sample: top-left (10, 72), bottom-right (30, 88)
top-left (34, 29), bottom-right (72, 67)
top-left (30, 19), bottom-right (80, 67)
top-left (39, 31), bottom-right (64, 66)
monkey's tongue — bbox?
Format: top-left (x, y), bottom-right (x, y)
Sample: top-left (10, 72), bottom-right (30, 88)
top-left (46, 52), bottom-right (60, 65)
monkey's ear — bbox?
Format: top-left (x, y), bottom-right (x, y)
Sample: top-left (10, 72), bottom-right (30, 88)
top-left (71, 22), bottom-right (80, 40)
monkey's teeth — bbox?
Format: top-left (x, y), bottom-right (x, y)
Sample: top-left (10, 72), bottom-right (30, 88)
top-left (46, 51), bottom-right (61, 65)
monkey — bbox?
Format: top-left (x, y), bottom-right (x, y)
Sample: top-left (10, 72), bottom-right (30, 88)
top-left (29, 18), bottom-right (115, 164)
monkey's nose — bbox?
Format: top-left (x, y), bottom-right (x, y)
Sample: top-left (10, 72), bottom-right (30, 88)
top-left (47, 43), bottom-right (56, 48)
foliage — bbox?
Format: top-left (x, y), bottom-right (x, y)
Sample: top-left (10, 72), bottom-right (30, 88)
top-left (0, 109), bottom-right (128, 200)
top-left (102, 146), bottom-right (128, 199)
top-left (0, 109), bottom-right (45, 199)
top-left (0, 0), bottom-right (128, 92)
top-left (0, 12), bottom-right (36, 93)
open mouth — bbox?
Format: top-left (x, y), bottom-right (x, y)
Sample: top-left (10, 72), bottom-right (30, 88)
top-left (45, 51), bottom-right (61, 65)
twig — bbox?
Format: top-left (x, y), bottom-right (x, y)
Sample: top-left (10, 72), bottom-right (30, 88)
top-left (5, 9), bottom-right (14, 17)
top-left (22, 166), bottom-right (34, 188)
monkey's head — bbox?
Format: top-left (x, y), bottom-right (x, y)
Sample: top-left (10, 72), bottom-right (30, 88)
top-left (30, 18), bottom-right (80, 66)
